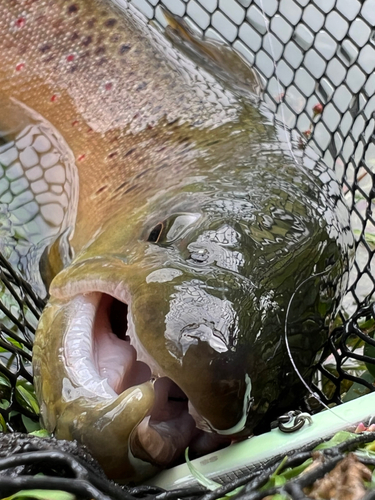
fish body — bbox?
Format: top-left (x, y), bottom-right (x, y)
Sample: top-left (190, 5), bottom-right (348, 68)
top-left (0, 0), bottom-right (353, 481)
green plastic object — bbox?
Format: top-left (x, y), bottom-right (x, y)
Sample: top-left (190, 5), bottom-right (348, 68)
top-left (146, 392), bottom-right (375, 490)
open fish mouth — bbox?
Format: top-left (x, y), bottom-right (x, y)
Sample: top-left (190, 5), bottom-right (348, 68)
top-left (63, 290), bottom-right (230, 466)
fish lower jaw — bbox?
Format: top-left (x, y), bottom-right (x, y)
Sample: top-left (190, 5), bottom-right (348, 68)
top-left (62, 291), bottom-right (230, 468)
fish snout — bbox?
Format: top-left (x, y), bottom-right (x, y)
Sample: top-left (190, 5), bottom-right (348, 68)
top-left (133, 277), bottom-right (255, 439)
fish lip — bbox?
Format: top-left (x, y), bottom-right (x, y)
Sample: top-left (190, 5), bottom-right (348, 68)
top-left (51, 274), bottom-right (132, 304)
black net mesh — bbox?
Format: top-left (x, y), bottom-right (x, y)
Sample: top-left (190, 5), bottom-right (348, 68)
top-left (2, 0), bottom-right (375, 498)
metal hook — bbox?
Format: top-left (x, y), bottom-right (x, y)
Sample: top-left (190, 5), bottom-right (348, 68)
top-left (277, 410), bottom-right (313, 433)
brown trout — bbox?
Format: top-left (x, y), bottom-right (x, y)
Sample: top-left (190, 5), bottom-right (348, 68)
top-left (0, 0), bottom-right (353, 482)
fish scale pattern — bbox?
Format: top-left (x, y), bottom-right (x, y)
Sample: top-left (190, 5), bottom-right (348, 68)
top-left (2, 0), bottom-right (375, 497)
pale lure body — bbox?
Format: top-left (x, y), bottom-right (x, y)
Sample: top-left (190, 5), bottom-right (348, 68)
top-left (0, 0), bottom-right (353, 482)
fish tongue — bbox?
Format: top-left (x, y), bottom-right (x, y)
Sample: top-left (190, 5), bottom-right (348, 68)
top-left (130, 413), bottom-right (196, 466)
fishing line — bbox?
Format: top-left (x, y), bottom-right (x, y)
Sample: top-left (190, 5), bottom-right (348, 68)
top-left (284, 268), bottom-right (352, 425)
top-left (256, 0), bottom-right (354, 426)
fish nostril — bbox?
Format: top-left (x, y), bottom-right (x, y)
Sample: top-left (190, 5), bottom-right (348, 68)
top-left (109, 297), bottom-right (129, 341)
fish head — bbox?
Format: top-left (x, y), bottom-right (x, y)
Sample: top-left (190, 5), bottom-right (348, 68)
top-left (127, 192), bottom-right (346, 435)
top-left (35, 179), bottom-right (348, 479)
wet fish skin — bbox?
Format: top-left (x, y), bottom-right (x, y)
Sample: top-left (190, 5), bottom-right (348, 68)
top-left (0, 0), bottom-right (353, 482)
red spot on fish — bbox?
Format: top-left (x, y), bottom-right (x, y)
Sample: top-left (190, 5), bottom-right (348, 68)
top-left (105, 82), bottom-right (113, 91)
top-left (77, 154), bottom-right (86, 161)
top-left (302, 129), bottom-right (311, 138)
top-left (87, 128), bottom-right (93, 133)
top-left (15, 17), bottom-right (26, 28)
top-left (15, 62), bottom-right (25, 71)
top-left (72, 120), bottom-right (79, 126)
top-left (51, 94), bottom-right (59, 102)
top-left (67, 54), bottom-right (75, 62)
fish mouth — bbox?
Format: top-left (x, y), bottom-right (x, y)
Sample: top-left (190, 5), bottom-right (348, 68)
top-left (63, 290), bottom-right (230, 467)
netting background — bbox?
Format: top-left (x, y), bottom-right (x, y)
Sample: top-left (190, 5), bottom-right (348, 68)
top-left (2, 0), bottom-right (375, 498)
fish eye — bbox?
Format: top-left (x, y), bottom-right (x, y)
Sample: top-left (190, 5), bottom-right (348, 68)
top-left (147, 223), bottom-right (164, 243)
top-left (147, 213), bottom-right (201, 245)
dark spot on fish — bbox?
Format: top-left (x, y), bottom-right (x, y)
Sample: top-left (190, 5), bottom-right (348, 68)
top-left (70, 31), bottom-right (80, 42)
top-left (67, 4), bottom-right (79, 14)
top-left (105, 18), bottom-right (117, 27)
top-left (119, 44), bottom-right (131, 54)
top-left (136, 82), bottom-right (148, 91)
top-left (179, 137), bottom-right (191, 144)
top-left (69, 65), bottom-right (78, 73)
top-left (39, 44), bottom-right (51, 53)
top-left (96, 57), bottom-right (108, 66)
top-left (155, 163), bottom-right (168, 172)
top-left (95, 46), bottom-right (106, 56)
top-left (81, 35), bottom-right (92, 47)
top-left (134, 168), bottom-right (151, 180)
top-left (124, 148), bottom-right (136, 157)
top-left (108, 151), bottom-right (118, 158)
top-left (110, 33), bottom-right (120, 43)
top-left (96, 185), bottom-right (108, 195)
top-left (114, 180), bottom-right (128, 193)
top-left (123, 184), bottom-right (138, 195)
top-left (87, 18), bottom-right (96, 29)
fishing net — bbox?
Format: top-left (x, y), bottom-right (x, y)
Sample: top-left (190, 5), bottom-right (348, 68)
top-left (2, 0), bottom-right (375, 498)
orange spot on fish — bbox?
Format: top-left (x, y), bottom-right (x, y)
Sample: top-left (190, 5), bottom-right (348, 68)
top-left (72, 120), bottom-right (79, 126)
top-left (77, 154), bottom-right (86, 161)
top-left (15, 62), bottom-right (25, 71)
top-left (15, 17), bottom-right (26, 28)
top-left (67, 54), bottom-right (75, 62)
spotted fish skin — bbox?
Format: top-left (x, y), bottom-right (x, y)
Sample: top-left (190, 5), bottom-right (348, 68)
top-left (0, 0), bottom-right (353, 482)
